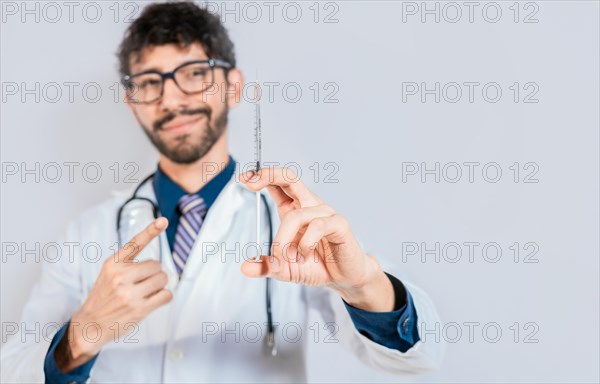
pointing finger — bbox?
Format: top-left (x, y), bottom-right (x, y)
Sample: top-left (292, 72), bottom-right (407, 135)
top-left (118, 217), bottom-right (168, 262)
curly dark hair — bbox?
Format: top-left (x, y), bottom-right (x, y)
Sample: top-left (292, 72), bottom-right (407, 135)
top-left (117, 1), bottom-right (236, 77)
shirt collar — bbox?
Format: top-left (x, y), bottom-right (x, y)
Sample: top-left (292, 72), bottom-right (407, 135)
top-left (152, 155), bottom-right (236, 218)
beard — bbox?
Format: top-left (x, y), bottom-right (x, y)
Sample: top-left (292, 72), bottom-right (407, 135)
top-left (139, 105), bottom-right (228, 164)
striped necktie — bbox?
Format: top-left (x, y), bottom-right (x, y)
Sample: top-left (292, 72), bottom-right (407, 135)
top-left (173, 194), bottom-right (207, 275)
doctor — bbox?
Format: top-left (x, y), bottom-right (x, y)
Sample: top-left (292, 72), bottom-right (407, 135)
top-left (1, 2), bottom-right (443, 383)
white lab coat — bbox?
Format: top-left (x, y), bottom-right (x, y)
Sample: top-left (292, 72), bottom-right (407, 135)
top-left (1, 175), bottom-right (444, 383)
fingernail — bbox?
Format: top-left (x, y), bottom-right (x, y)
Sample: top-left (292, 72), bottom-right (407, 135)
top-left (155, 217), bottom-right (168, 229)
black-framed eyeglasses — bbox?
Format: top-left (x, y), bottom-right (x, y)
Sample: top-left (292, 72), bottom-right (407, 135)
top-left (121, 59), bottom-right (232, 104)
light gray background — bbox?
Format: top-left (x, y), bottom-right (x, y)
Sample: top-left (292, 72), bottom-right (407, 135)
top-left (1, 1), bottom-right (599, 382)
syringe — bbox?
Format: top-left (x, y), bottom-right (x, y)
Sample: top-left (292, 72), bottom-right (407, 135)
top-left (253, 81), bottom-right (263, 263)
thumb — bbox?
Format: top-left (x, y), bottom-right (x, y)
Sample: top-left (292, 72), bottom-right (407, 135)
top-left (241, 255), bottom-right (280, 278)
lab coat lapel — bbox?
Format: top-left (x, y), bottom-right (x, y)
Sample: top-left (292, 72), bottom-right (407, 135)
top-left (179, 176), bottom-right (245, 282)
top-left (128, 176), bottom-right (244, 346)
top-left (134, 174), bottom-right (246, 287)
top-left (134, 180), bottom-right (179, 284)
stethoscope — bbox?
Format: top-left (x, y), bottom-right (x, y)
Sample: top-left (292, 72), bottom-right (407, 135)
top-left (116, 173), bottom-right (277, 356)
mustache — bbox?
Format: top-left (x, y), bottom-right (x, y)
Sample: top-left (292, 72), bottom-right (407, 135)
top-left (153, 107), bottom-right (212, 131)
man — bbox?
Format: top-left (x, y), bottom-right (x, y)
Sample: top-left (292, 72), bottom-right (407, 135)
top-left (1, 2), bottom-right (443, 382)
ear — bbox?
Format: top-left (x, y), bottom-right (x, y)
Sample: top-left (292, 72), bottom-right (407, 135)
top-left (225, 68), bottom-right (244, 109)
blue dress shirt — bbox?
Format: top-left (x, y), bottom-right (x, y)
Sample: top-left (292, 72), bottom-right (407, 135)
top-left (44, 321), bottom-right (98, 384)
top-left (44, 155), bottom-right (419, 382)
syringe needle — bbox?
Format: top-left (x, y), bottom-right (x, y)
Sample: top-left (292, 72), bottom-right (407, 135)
top-left (253, 78), bottom-right (263, 263)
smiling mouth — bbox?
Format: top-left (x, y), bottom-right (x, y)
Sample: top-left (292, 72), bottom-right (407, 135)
top-left (161, 115), bottom-right (205, 134)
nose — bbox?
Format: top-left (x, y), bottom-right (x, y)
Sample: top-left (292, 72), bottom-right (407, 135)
top-left (159, 77), bottom-right (188, 112)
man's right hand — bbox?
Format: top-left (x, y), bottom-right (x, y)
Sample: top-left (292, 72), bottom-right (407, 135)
top-left (55, 217), bottom-right (173, 373)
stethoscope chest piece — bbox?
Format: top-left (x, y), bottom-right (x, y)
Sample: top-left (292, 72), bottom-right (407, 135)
top-left (264, 328), bottom-right (277, 357)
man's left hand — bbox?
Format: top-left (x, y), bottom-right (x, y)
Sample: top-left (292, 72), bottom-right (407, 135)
top-left (240, 168), bottom-right (395, 312)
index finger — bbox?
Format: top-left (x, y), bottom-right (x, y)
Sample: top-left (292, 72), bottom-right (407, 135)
top-left (118, 217), bottom-right (168, 262)
top-left (242, 167), bottom-right (321, 208)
